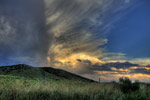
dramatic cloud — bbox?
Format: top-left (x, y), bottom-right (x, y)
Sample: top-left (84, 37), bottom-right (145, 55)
top-left (44, 0), bottom-right (135, 69)
top-left (80, 62), bottom-right (150, 82)
top-left (0, 0), bottom-right (149, 82)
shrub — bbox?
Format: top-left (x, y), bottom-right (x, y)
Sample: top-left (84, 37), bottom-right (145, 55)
top-left (131, 80), bottom-right (140, 92)
top-left (119, 77), bottom-right (140, 93)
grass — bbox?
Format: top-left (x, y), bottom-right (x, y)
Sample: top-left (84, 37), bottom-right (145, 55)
top-left (0, 75), bottom-right (150, 100)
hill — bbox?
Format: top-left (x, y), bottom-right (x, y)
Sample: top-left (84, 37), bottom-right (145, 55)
top-left (0, 64), bottom-right (94, 82)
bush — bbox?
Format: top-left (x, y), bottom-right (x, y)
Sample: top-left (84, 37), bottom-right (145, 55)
top-left (119, 77), bottom-right (140, 93)
top-left (132, 80), bottom-right (140, 92)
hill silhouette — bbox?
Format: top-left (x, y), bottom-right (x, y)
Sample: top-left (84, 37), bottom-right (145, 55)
top-left (0, 64), bottom-right (94, 82)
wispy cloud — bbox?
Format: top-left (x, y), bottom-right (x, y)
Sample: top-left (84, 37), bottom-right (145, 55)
top-left (44, 0), bottom-right (135, 68)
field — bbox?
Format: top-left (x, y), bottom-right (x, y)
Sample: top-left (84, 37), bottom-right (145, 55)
top-left (0, 65), bottom-right (150, 100)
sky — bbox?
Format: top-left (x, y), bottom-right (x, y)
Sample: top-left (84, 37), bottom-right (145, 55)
top-left (107, 0), bottom-right (150, 58)
top-left (0, 0), bottom-right (150, 82)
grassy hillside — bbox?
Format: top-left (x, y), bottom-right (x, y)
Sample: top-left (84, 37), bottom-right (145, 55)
top-left (0, 64), bottom-right (150, 100)
top-left (0, 64), bottom-right (94, 82)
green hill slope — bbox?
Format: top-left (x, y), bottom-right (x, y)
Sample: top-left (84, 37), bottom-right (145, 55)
top-left (0, 64), bottom-right (94, 82)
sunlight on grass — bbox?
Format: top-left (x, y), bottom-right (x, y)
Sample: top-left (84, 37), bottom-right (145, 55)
top-left (0, 75), bottom-right (150, 100)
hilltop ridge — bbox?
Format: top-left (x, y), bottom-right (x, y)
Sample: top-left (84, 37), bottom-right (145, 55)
top-left (0, 64), bottom-right (94, 82)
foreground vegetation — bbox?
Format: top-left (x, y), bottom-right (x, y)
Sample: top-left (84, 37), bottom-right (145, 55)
top-left (0, 65), bottom-right (150, 100)
top-left (0, 75), bottom-right (150, 100)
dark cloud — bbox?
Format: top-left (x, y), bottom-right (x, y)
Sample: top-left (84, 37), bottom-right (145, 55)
top-left (131, 68), bottom-right (150, 75)
top-left (0, 0), bottom-right (48, 65)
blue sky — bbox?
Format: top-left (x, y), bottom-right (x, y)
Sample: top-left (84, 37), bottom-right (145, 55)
top-left (106, 0), bottom-right (150, 58)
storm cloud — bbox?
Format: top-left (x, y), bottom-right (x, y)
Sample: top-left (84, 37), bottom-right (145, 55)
top-left (0, 0), bottom-right (127, 66)
top-left (0, 0), bottom-right (149, 82)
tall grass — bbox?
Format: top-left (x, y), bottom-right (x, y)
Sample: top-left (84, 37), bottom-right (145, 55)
top-left (0, 75), bottom-right (150, 100)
